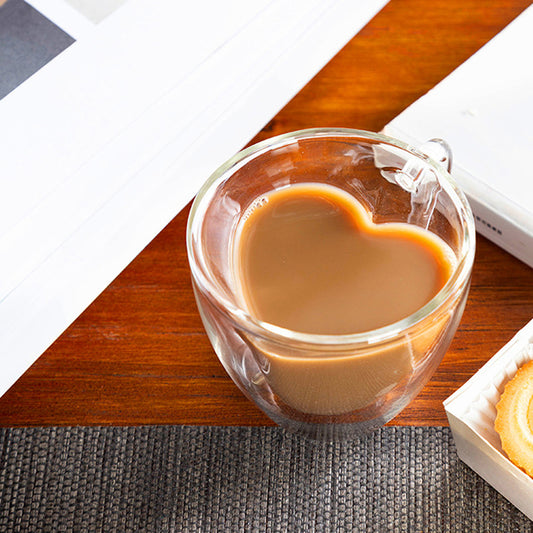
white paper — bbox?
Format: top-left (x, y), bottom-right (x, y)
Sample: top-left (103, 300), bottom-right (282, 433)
top-left (26, 0), bottom-right (95, 39)
top-left (0, 0), bottom-right (389, 397)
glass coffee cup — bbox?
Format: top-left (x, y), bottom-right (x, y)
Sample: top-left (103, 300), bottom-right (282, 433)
top-left (187, 128), bottom-right (475, 441)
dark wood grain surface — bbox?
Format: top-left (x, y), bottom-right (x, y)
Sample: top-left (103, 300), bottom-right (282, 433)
top-left (1, 0), bottom-right (532, 427)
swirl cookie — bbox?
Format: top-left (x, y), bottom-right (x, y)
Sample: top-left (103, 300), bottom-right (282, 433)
top-left (495, 360), bottom-right (533, 477)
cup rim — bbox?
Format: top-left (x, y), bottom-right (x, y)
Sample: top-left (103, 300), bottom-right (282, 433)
top-left (187, 127), bottom-right (476, 348)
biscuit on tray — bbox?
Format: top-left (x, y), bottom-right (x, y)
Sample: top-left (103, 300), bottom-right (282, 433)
top-left (495, 359), bottom-right (533, 478)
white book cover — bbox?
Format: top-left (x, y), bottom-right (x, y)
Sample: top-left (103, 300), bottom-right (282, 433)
top-left (386, 6), bottom-right (533, 269)
top-left (0, 0), bottom-right (389, 397)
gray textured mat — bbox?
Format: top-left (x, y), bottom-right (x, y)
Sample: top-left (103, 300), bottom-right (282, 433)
top-left (0, 0), bottom-right (75, 99)
top-left (0, 425), bottom-right (531, 532)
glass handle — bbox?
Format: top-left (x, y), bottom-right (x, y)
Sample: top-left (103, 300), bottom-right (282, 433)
top-left (419, 138), bottom-right (453, 173)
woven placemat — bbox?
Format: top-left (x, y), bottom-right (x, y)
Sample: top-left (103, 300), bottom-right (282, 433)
top-left (0, 425), bottom-right (531, 532)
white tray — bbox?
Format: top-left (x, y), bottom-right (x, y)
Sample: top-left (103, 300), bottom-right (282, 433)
top-left (444, 319), bottom-right (533, 520)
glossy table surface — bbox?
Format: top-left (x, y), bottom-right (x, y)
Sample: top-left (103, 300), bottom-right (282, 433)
top-left (1, 0), bottom-right (532, 427)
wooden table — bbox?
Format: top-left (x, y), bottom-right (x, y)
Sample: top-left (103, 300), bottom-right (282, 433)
top-left (1, 0), bottom-right (531, 428)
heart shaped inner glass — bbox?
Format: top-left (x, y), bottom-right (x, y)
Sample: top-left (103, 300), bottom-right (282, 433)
top-left (234, 182), bottom-right (456, 335)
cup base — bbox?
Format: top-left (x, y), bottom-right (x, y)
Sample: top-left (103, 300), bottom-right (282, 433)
top-left (270, 414), bottom-right (392, 442)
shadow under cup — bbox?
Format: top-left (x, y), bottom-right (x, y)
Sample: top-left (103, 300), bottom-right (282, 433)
top-left (187, 129), bottom-right (476, 441)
